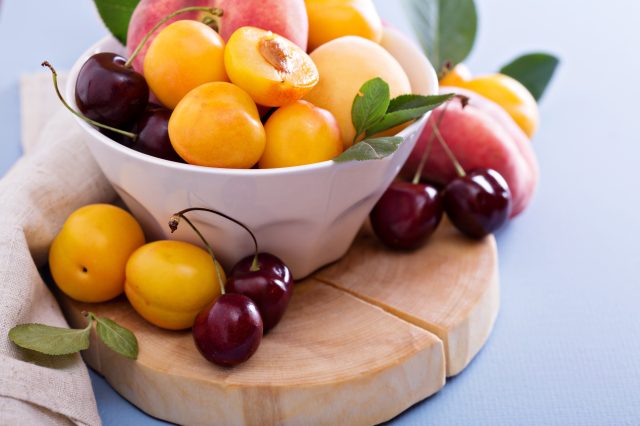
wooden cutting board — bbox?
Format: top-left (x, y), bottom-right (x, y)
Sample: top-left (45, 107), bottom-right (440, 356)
top-left (59, 219), bottom-right (499, 426)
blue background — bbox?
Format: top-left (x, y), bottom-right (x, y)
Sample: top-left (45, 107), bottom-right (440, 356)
top-left (2, 1), bottom-right (639, 425)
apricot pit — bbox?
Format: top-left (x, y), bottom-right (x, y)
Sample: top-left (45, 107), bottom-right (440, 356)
top-left (224, 27), bottom-right (319, 107)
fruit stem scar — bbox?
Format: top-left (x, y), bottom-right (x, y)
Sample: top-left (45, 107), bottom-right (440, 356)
top-left (125, 6), bottom-right (224, 68)
top-left (201, 12), bottom-right (223, 33)
top-left (170, 208), bottom-right (262, 273)
top-left (41, 61), bottom-right (138, 140)
top-left (81, 266), bottom-right (88, 273)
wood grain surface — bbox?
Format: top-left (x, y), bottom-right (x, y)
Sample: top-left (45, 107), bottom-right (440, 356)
top-left (59, 219), bottom-right (498, 425)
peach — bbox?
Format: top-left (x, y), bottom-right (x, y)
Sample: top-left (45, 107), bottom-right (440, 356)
top-left (260, 100), bottom-right (343, 168)
top-left (144, 20), bottom-right (227, 109)
top-left (168, 82), bottom-right (266, 169)
top-left (304, 36), bottom-right (412, 148)
top-left (126, 0), bottom-right (308, 73)
top-left (224, 27), bottom-right (319, 107)
top-left (402, 87), bottom-right (539, 217)
top-left (214, 0), bottom-right (308, 49)
top-left (305, 0), bottom-right (383, 51)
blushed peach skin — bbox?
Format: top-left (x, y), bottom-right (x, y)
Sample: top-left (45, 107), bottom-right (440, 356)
top-left (126, 0), bottom-right (308, 73)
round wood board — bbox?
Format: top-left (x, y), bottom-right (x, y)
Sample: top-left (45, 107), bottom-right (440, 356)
top-left (58, 219), bottom-right (499, 426)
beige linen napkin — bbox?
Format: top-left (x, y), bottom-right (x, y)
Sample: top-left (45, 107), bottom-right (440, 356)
top-left (0, 73), bottom-right (115, 425)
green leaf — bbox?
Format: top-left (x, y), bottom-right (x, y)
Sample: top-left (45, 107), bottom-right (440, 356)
top-left (94, 0), bottom-right (141, 45)
top-left (334, 137), bottom-right (403, 163)
top-left (500, 53), bottom-right (560, 101)
top-left (367, 94), bottom-right (453, 135)
top-left (9, 323), bottom-right (90, 356)
top-left (96, 317), bottom-right (138, 360)
top-left (351, 78), bottom-right (391, 140)
top-left (404, 0), bottom-right (478, 74)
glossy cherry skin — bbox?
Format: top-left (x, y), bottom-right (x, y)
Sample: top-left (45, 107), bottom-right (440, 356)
top-left (370, 181), bottom-right (443, 250)
top-left (443, 168), bottom-right (512, 239)
top-left (193, 294), bottom-right (263, 367)
top-left (75, 52), bottom-right (149, 128)
top-left (226, 253), bottom-right (294, 333)
top-left (130, 106), bottom-right (183, 162)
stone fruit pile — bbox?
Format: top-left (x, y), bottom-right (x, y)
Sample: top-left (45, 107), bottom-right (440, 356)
top-left (66, 0), bottom-right (428, 170)
top-left (9, 0), bottom-right (557, 371)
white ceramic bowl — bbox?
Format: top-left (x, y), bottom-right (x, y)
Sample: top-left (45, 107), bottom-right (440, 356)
top-left (67, 31), bottom-right (437, 279)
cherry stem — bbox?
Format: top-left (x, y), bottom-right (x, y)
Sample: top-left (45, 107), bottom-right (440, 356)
top-left (412, 100), bottom-right (452, 185)
top-left (41, 61), bottom-right (138, 140)
top-left (171, 207), bottom-right (261, 273)
top-left (81, 311), bottom-right (96, 328)
top-left (169, 212), bottom-right (227, 295)
top-left (431, 119), bottom-right (466, 178)
top-left (201, 14), bottom-right (222, 33)
top-left (125, 6), bottom-right (223, 68)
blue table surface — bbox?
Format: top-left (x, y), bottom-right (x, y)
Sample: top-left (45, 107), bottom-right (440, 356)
top-left (2, 1), bottom-right (640, 425)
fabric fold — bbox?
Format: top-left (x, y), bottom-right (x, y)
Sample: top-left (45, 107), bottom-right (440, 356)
top-left (0, 82), bottom-right (116, 424)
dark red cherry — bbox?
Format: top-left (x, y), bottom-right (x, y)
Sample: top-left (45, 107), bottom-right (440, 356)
top-left (193, 294), bottom-right (263, 367)
top-left (443, 168), bottom-right (512, 239)
top-left (370, 181), bottom-right (443, 250)
top-left (131, 105), bottom-right (183, 162)
top-left (226, 253), bottom-right (294, 332)
top-left (75, 52), bottom-right (149, 128)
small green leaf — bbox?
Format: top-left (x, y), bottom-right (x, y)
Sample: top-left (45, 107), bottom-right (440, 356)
top-left (388, 94), bottom-right (439, 113)
top-left (334, 137), bottom-right (403, 163)
top-left (403, 0), bottom-right (478, 74)
top-left (367, 94), bottom-right (453, 136)
top-left (94, 0), bottom-right (141, 45)
top-left (351, 78), bottom-right (391, 140)
top-left (9, 323), bottom-right (90, 356)
top-left (96, 317), bottom-right (138, 360)
top-left (500, 53), bottom-right (560, 101)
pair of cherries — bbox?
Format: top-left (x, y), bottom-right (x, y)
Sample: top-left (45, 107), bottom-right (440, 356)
top-left (371, 105), bottom-right (512, 248)
top-left (74, 52), bottom-right (182, 163)
top-left (371, 169), bottom-right (512, 249)
top-left (169, 208), bottom-right (294, 367)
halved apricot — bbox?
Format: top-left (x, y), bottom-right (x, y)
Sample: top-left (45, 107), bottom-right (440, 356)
top-left (224, 27), bottom-right (319, 107)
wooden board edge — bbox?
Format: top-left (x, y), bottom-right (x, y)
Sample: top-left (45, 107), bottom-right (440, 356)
top-left (314, 254), bottom-right (500, 377)
top-left (59, 284), bottom-right (447, 426)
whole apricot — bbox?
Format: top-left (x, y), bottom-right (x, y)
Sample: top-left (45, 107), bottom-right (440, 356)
top-left (260, 100), bottom-right (343, 168)
top-left (168, 82), bottom-right (266, 168)
top-left (49, 204), bottom-right (145, 303)
top-left (224, 27), bottom-right (319, 107)
top-left (459, 74), bottom-right (539, 138)
top-left (144, 20), bottom-right (228, 109)
top-left (305, 36), bottom-right (411, 148)
top-left (306, 0), bottom-right (383, 51)
top-left (125, 240), bottom-right (225, 330)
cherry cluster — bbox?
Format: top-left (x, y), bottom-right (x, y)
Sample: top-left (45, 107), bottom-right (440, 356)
top-left (370, 98), bottom-right (512, 248)
top-left (44, 8), bottom-right (223, 163)
top-left (171, 208), bottom-right (294, 367)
